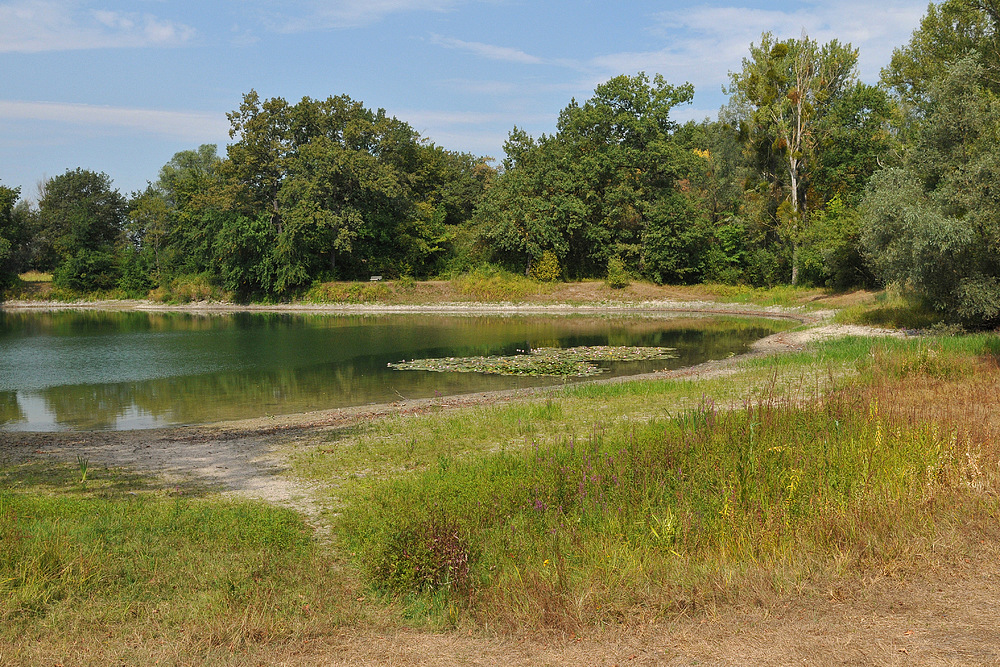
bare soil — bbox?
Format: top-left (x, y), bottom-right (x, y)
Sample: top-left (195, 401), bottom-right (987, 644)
top-left (7, 297), bottom-right (995, 666)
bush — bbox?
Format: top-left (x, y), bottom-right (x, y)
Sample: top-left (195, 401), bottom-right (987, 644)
top-left (149, 273), bottom-right (222, 303)
top-left (605, 256), bottom-right (630, 289)
top-left (451, 265), bottom-right (546, 301)
top-left (52, 250), bottom-right (119, 292)
top-left (529, 250), bottom-right (561, 282)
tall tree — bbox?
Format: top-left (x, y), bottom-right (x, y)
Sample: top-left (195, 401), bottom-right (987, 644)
top-left (863, 57), bottom-right (1000, 325)
top-left (152, 144), bottom-right (230, 278)
top-left (883, 0), bottom-right (1000, 112)
top-left (728, 33), bottom-right (859, 284)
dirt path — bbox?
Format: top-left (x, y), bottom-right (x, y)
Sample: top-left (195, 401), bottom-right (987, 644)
top-left (272, 549), bottom-right (1000, 665)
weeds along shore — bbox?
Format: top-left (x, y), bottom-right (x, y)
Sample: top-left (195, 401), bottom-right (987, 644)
top-left (4, 329), bottom-right (999, 664)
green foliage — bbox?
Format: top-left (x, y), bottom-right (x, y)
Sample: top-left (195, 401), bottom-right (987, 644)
top-left (115, 248), bottom-right (155, 298)
top-left (303, 281), bottom-right (390, 303)
top-left (0, 182), bottom-right (22, 289)
top-left (473, 73), bottom-right (707, 282)
top-left (149, 273), bottom-right (224, 303)
top-left (863, 57), bottom-right (1000, 326)
top-left (36, 169), bottom-right (126, 291)
top-left (883, 0), bottom-right (1000, 113)
top-left (219, 91), bottom-right (487, 293)
top-left (605, 256), bottom-right (630, 289)
top-left (529, 250), bottom-right (561, 282)
top-left (728, 32), bottom-right (865, 285)
top-left (450, 265), bottom-right (548, 301)
top-left (52, 249), bottom-right (118, 292)
top-left (799, 195), bottom-right (872, 289)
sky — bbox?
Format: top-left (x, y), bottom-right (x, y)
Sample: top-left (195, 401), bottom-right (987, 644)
top-left (1, 0), bottom-right (930, 201)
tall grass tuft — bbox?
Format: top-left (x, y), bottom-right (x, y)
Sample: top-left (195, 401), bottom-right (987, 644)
top-left (450, 265), bottom-right (551, 302)
top-left (304, 280), bottom-right (391, 303)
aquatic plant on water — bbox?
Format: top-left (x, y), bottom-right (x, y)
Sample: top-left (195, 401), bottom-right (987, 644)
top-left (388, 345), bottom-right (677, 377)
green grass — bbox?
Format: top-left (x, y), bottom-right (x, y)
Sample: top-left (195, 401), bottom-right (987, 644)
top-left (699, 282), bottom-right (828, 308)
top-left (0, 460), bottom-right (366, 664)
top-left (339, 393), bottom-right (985, 627)
top-left (450, 265), bottom-right (554, 301)
top-left (18, 271), bottom-right (52, 283)
top-left (832, 290), bottom-right (946, 329)
top-left (306, 333), bottom-right (1000, 629)
top-left (303, 280), bottom-right (393, 303)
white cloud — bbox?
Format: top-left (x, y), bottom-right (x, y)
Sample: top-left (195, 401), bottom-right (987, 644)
top-left (0, 0), bottom-right (195, 52)
top-left (0, 100), bottom-right (229, 142)
top-left (430, 34), bottom-right (544, 64)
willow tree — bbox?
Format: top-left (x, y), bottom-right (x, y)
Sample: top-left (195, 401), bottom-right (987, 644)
top-left (728, 33), bottom-right (859, 284)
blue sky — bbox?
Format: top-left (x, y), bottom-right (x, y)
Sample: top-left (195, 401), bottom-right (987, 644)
top-left (1, 0), bottom-right (928, 200)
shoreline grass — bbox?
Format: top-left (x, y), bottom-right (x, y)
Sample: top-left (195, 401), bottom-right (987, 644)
top-left (4, 320), bottom-right (1000, 658)
top-left (321, 335), bottom-right (1000, 629)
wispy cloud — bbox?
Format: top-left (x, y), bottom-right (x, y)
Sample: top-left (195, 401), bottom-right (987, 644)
top-left (645, 0), bottom-right (926, 85)
top-left (0, 100), bottom-right (229, 142)
top-left (430, 34), bottom-right (544, 64)
top-left (0, 0), bottom-right (195, 53)
top-left (266, 0), bottom-right (467, 32)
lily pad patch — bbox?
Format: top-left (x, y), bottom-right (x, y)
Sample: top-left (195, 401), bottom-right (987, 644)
top-left (388, 346), bottom-right (677, 377)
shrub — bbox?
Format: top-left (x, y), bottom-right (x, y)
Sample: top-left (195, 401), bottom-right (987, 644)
top-left (605, 256), bottom-right (630, 289)
top-left (52, 250), bottom-right (119, 292)
top-left (529, 250), bottom-right (561, 282)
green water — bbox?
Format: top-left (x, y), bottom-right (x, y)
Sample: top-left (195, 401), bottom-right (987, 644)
top-left (0, 310), bottom-right (791, 431)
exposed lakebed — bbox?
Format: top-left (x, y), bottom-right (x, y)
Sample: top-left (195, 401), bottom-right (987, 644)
top-left (0, 309), bottom-right (793, 431)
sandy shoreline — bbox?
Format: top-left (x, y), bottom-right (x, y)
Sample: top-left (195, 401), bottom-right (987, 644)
top-left (1, 296), bottom-right (821, 320)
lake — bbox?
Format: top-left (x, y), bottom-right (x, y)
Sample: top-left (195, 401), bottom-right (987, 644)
top-left (0, 309), bottom-right (791, 431)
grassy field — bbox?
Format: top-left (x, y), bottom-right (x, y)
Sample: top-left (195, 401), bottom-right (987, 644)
top-left (3, 292), bottom-right (995, 663)
top-left (312, 335), bottom-right (1000, 631)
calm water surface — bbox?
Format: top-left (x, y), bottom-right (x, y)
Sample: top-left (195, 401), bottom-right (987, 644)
top-left (0, 310), bottom-right (790, 431)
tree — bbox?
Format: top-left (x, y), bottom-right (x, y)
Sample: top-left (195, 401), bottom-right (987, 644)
top-left (221, 91), bottom-right (459, 294)
top-left (883, 0), bottom-right (1000, 111)
top-left (36, 169), bottom-right (125, 291)
top-left (0, 183), bottom-right (22, 287)
top-left (862, 57), bottom-right (1000, 325)
top-left (474, 73), bottom-right (707, 282)
top-left (728, 33), bottom-right (859, 284)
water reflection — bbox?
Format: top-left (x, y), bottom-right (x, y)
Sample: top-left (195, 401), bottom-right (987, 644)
top-left (0, 310), bottom-right (791, 431)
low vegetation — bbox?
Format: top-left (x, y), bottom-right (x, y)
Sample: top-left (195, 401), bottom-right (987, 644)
top-left (0, 462), bottom-right (367, 664)
top-left (334, 336), bottom-right (1000, 629)
top-left (4, 305), bottom-right (1000, 663)
top-left (389, 346), bottom-right (677, 377)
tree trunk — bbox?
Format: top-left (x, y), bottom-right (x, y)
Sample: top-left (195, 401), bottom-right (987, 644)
top-left (791, 243), bottom-right (800, 286)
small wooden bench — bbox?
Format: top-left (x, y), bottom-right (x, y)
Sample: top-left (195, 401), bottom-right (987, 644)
top-left (369, 275), bottom-right (382, 281)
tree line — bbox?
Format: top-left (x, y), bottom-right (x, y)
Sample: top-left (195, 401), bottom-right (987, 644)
top-left (2, 0), bottom-right (999, 325)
